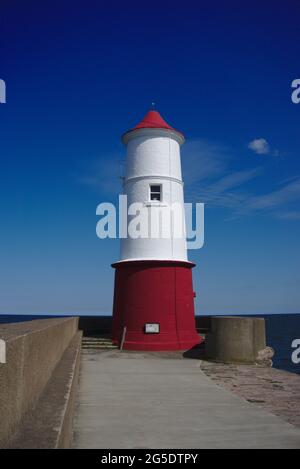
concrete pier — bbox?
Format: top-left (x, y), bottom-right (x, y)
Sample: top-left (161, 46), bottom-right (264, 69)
top-left (1, 317), bottom-right (299, 448)
top-left (73, 350), bottom-right (300, 449)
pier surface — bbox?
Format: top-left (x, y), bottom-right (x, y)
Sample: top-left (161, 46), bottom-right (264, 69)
top-left (73, 350), bottom-right (300, 449)
top-left (200, 361), bottom-right (300, 429)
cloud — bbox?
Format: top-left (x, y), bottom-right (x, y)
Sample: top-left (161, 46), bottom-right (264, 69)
top-left (274, 211), bottom-right (300, 220)
top-left (183, 139), bottom-right (300, 221)
top-left (248, 138), bottom-right (270, 155)
top-left (182, 139), bottom-right (262, 210)
top-left (181, 139), bottom-right (228, 184)
top-left (187, 169), bottom-right (262, 211)
top-left (209, 168), bottom-right (263, 193)
top-left (244, 178), bottom-right (300, 211)
top-left (76, 154), bottom-right (123, 195)
top-left (224, 177), bottom-right (300, 221)
top-left (248, 138), bottom-right (282, 158)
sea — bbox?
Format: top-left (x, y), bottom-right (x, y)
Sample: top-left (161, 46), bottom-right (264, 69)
top-left (0, 313), bottom-right (299, 375)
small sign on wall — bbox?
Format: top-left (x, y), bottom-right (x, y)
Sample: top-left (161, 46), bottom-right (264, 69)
top-left (145, 323), bottom-right (160, 334)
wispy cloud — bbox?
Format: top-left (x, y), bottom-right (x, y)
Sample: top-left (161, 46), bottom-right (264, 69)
top-left (244, 178), bottom-right (300, 212)
top-left (182, 139), bottom-right (228, 184)
top-left (76, 154), bottom-right (123, 195)
top-left (186, 169), bottom-right (262, 212)
top-left (183, 139), bottom-right (298, 220)
top-left (209, 168), bottom-right (263, 193)
top-left (274, 211), bottom-right (300, 220)
top-left (183, 139), bottom-right (262, 210)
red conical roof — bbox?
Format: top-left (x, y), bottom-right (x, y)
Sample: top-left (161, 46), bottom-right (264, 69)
top-left (133, 110), bottom-right (175, 131)
top-left (122, 110), bottom-right (184, 142)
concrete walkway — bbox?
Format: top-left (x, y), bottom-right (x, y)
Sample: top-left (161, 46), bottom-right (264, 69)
top-left (73, 351), bottom-right (300, 449)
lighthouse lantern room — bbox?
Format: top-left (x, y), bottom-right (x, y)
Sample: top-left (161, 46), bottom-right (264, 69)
top-left (111, 109), bottom-right (200, 351)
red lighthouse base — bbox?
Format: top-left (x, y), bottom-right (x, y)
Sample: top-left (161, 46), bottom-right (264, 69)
top-left (111, 260), bottom-right (201, 351)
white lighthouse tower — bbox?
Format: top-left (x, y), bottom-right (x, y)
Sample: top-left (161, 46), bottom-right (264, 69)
top-left (112, 109), bottom-right (200, 351)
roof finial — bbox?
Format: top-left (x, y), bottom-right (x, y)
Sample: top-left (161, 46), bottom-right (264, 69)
top-left (151, 101), bottom-right (155, 109)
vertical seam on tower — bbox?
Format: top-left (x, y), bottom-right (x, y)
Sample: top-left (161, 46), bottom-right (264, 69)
top-left (168, 136), bottom-right (174, 259)
top-left (174, 266), bottom-right (179, 345)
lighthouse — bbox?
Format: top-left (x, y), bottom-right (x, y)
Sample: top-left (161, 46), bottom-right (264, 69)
top-left (111, 109), bottom-right (200, 351)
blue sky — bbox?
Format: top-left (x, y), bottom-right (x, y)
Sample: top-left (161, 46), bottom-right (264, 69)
top-left (0, 1), bottom-right (299, 315)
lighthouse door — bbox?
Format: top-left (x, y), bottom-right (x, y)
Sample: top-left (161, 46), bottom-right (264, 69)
top-left (174, 267), bottom-right (196, 344)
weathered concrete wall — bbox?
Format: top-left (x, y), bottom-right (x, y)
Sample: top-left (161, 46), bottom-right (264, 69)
top-left (205, 316), bottom-right (266, 364)
top-left (10, 331), bottom-right (82, 449)
top-left (0, 317), bottom-right (78, 448)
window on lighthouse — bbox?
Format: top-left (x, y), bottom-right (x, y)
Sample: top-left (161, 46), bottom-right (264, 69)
top-left (150, 184), bottom-right (162, 201)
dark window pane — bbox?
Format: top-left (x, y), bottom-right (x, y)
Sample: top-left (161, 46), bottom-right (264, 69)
top-left (150, 184), bottom-right (161, 201)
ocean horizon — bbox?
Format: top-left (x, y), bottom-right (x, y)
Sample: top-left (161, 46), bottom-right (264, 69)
top-left (1, 312), bottom-right (299, 376)
top-left (1, 311), bottom-right (300, 317)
